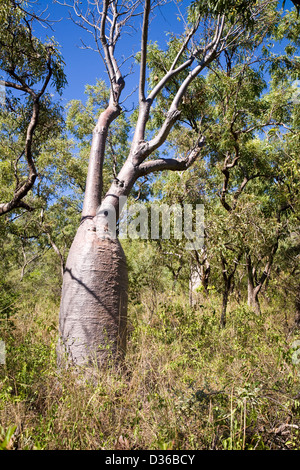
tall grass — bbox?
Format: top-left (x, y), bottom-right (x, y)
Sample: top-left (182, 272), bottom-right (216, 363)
top-left (1, 290), bottom-right (300, 450)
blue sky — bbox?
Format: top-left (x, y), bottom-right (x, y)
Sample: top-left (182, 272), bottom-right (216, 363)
top-left (35, 0), bottom-right (297, 110)
top-left (37, 0), bottom-right (192, 107)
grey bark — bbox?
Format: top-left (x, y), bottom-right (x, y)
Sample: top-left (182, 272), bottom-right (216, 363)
top-left (57, 218), bottom-right (128, 369)
top-left (57, 102), bottom-right (130, 369)
top-left (57, 6), bottom-right (212, 368)
top-left (247, 276), bottom-right (261, 315)
top-left (189, 250), bottom-right (210, 306)
top-left (246, 240), bottom-right (278, 315)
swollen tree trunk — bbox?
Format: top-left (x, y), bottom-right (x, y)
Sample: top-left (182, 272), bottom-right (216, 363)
top-left (57, 217), bottom-right (128, 368)
top-left (57, 102), bottom-right (130, 369)
top-left (57, 95), bottom-right (144, 369)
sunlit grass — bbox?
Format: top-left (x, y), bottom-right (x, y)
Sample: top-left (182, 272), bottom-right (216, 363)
top-left (1, 290), bottom-right (300, 449)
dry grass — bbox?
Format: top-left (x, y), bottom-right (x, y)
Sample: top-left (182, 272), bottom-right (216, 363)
top-left (1, 290), bottom-right (300, 450)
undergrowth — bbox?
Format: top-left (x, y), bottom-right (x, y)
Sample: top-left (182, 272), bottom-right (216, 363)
top-left (1, 291), bottom-right (300, 450)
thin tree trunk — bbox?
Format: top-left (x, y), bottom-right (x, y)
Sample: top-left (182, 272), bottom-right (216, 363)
top-left (220, 257), bottom-right (230, 328)
top-left (246, 254), bottom-right (261, 314)
top-left (220, 253), bottom-right (241, 327)
top-left (189, 249), bottom-right (210, 306)
top-left (220, 282), bottom-right (229, 328)
top-left (247, 278), bottom-right (261, 315)
top-left (294, 285), bottom-right (300, 329)
top-left (246, 241), bottom-right (278, 315)
top-left (200, 256), bottom-right (210, 293)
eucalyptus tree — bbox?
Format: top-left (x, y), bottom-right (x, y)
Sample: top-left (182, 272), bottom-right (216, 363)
top-left (202, 67), bottom-right (292, 318)
top-left (203, 71), bottom-right (300, 318)
top-left (56, 0), bottom-right (279, 369)
top-left (256, 98), bottom-right (300, 321)
top-left (146, 4), bottom-right (300, 323)
top-left (0, 0), bottom-right (66, 215)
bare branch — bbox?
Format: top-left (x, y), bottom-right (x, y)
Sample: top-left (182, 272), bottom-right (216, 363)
top-left (139, 0), bottom-right (151, 103)
top-left (0, 97), bottom-right (40, 216)
top-left (138, 136), bottom-right (205, 176)
top-left (0, 55), bottom-right (55, 215)
top-left (3, 79), bottom-right (34, 96)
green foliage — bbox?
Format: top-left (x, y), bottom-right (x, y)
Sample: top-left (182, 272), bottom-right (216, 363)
top-left (0, 281), bottom-right (18, 322)
top-left (190, 0), bottom-right (262, 19)
top-left (0, 0), bottom-right (66, 93)
top-left (1, 290), bottom-right (300, 450)
top-left (0, 425), bottom-right (17, 450)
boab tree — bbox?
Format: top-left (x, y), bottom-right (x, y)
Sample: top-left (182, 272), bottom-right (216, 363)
top-left (57, 0), bottom-right (277, 369)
